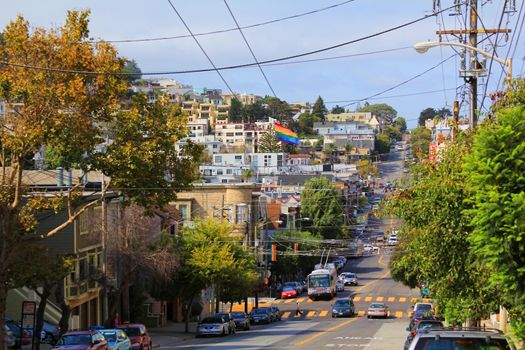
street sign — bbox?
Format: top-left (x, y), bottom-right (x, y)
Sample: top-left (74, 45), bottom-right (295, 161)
top-left (21, 301), bottom-right (36, 350)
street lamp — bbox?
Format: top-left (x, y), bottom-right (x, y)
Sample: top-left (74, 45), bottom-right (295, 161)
top-left (414, 40), bottom-right (513, 128)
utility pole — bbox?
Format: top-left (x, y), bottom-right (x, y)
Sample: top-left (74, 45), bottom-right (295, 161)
top-left (468, 0), bottom-right (478, 128)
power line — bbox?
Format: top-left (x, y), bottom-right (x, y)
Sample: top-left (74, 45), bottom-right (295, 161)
top-left (223, 0), bottom-right (277, 97)
top-left (165, 0), bottom-right (236, 95)
top-left (0, 5), bottom-right (457, 77)
top-left (94, 0), bottom-right (358, 44)
top-left (325, 87), bottom-right (457, 104)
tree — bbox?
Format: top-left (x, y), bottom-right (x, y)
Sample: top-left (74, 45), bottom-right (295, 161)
top-left (297, 112), bottom-right (320, 136)
top-left (301, 177), bottom-right (344, 239)
top-left (387, 137), bottom-right (499, 325)
top-left (374, 133), bottom-right (391, 156)
top-left (122, 59), bottom-right (142, 83)
top-left (0, 11), bottom-right (202, 339)
top-left (331, 105), bottom-right (345, 114)
top-left (463, 106), bottom-right (525, 339)
top-left (393, 117), bottom-right (407, 133)
top-left (383, 125), bottom-right (402, 142)
top-left (410, 126), bottom-right (432, 159)
top-left (418, 107), bottom-right (436, 126)
top-left (258, 130), bottom-right (281, 153)
top-left (263, 96), bottom-right (292, 121)
top-left (240, 168), bottom-right (255, 182)
top-left (356, 160), bottom-right (378, 179)
top-left (436, 107), bottom-right (452, 118)
top-left (228, 97), bottom-right (243, 123)
top-left (241, 100), bottom-right (267, 122)
top-left (312, 96), bottom-right (328, 122)
top-left (357, 103), bottom-right (397, 121)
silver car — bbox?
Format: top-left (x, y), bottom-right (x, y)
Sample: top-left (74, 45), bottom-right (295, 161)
top-left (195, 316), bottom-right (232, 337)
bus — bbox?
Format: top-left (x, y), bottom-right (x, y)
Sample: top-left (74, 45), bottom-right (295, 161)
top-left (306, 263), bottom-right (338, 300)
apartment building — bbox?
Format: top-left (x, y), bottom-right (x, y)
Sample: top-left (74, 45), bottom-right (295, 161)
top-left (221, 92), bottom-right (261, 106)
top-left (325, 112), bottom-right (380, 130)
top-left (214, 122), bottom-right (272, 152)
top-left (200, 152), bottom-right (287, 179)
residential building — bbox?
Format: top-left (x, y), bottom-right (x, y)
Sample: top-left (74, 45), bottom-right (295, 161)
top-left (222, 92), bottom-right (261, 106)
top-left (200, 152), bottom-right (287, 178)
top-left (176, 135), bottom-right (223, 155)
top-left (188, 118), bottom-right (209, 138)
top-left (214, 122), bottom-right (272, 153)
top-left (314, 122), bottom-right (376, 151)
top-left (325, 112), bottom-right (380, 130)
top-left (287, 154), bottom-right (312, 166)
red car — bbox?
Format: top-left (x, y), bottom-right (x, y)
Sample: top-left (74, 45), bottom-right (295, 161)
top-left (281, 286), bottom-right (298, 299)
top-left (117, 324), bottom-right (152, 350)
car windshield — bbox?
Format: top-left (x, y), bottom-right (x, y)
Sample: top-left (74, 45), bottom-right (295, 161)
top-left (347, 274), bottom-right (356, 278)
top-left (200, 317), bottom-right (223, 324)
top-left (416, 304), bottom-right (432, 311)
top-left (370, 304), bottom-right (385, 309)
top-left (230, 313), bottom-right (245, 318)
top-left (120, 328), bottom-right (140, 337)
top-left (414, 337), bottom-right (511, 350)
top-left (58, 334), bottom-right (91, 345)
top-left (308, 276), bottom-right (330, 287)
top-left (284, 282), bottom-right (296, 287)
top-left (100, 332), bottom-right (116, 342)
top-left (334, 300), bottom-right (351, 307)
top-left (251, 309), bottom-right (267, 315)
top-left (283, 287), bottom-right (294, 291)
top-left (417, 322), bottom-right (443, 330)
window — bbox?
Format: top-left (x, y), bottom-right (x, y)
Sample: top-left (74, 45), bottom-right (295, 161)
top-left (226, 169), bottom-right (232, 174)
top-left (217, 169), bottom-right (224, 175)
top-left (235, 132), bottom-right (243, 136)
top-left (246, 132), bottom-right (253, 136)
top-left (78, 211), bottom-right (89, 235)
top-left (236, 204), bottom-right (246, 224)
top-left (226, 132), bottom-right (234, 137)
top-left (264, 154), bottom-right (271, 167)
top-left (234, 155), bottom-right (242, 161)
top-left (235, 125), bottom-right (243, 129)
top-left (78, 258), bottom-right (87, 280)
top-left (179, 204), bottom-right (188, 221)
top-left (277, 154), bottom-right (283, 167)
top-left (214, 155), bottom-right (222, 164)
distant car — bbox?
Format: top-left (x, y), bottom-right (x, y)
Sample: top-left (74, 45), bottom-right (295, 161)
top-left (284, 282), bottom-right (302, 295)
top-left (117, 324), bottom-right (152, 350)
top-left (331, 298), bottom-right (355, 318)
top-left (281, 286), bottom-right (298, 299)
top-left (268, 306), bottom-right (282, 322)
top-left (367, 303), bottom-right (389, 319)
top-left (230, 312), bottom-right (250, 331)
top-left (339, 272), bottom-right (358, 286)
top-left (195, 317), bottom-right (231, 337)
top-left (336, 279), bottom-right (344, 292)
top-left (99, 330), bottom-right (131, 350)
top-left (249, 308), bottom-right (272, 324)
top-left (409, 302), bottom-right (434, 318)
top-left (53, 330), bottom-right (108, 350)
top-left (214, 313), bottom-right (236, 334)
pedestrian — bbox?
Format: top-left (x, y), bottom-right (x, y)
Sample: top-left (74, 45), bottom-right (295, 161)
top-left (296, 301), bottom-right (303, 316)
top-left (113, 312), bottom-right (121, 327)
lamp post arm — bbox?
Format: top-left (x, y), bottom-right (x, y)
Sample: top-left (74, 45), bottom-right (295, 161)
top-left (437, 41), bottom-right (508, 66)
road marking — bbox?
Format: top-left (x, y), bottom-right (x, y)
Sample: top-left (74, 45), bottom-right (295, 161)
top-left (295, 311), bottom-right (303, 318)
top-left (365, 296), bottom-right (372, 302)
top-left (411, 297), bottom-right (418, 303)
top-left (319, 310), bottom-right (329, 317)
top-left (306, 311), bottom-right (316, 318)
top-left (387, 297), bottom-right (395, 302)
top-left (358, 310), bottom-right (365, 317)
top-left (295, 315), bottom-right (360, 346)
top-left (353, 296), bottom-right (361, 302)
top-left (274, 300), bottom-right (282, 304)
top-left (399, 297), bottom-right (407, 302)
top-left (306, 298), bottom-right (313, 303)
top-left (376, 296), bottom-right (384, 302)
top-left (395, 311), bottom-right (404, 318)
top-left (297, 297), bottom-right (306, 302)
top-left (285, 298), bottom-right (294, 304)
top-left (282, 311), bottom-right (291, 318)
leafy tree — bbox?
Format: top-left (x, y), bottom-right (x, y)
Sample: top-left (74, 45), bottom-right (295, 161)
top-left (357, 103), bottom-right (397, 121)
top-left (301, 177), bottom-right (344, 239)
top-left (240, 168), bottom-right (255, 182)
top-left (297, 112), bottom-right (320, 136)
top-left (436, 107), bottom-right (452, 118)
top-left (228, 97), bottom-right (243, 122)
top-left (331, 105), bottom-right (345, 114)
top-left (394, 117), bottom-right (407, 133)
top-left (258, 130), bottom-right (281, 153)
top-left (383, 125), bottom-right (402, 142)
top-left (418, 107), bottom-right (436, 126)
top-left (122, 59), bottom-right (142, 83)
top-left (387, 137), bottom-right (499, 325)
top-left (263, 96), bottom-right (292, 121)
top-left (463, 106), bottom-right (525, 339)
top-left (0, 11), bottom-right (202, 338)
top-left (312, 96), bottom-right (328, 122)
top-left (410, 126), bottom-right (432, 159)
top-left (375, 132), bottom-right (391, 155)
top-left (242, 100), bottom-right (267, 122)
top-left (344, 142), bottom-right (355, 153)
top-left (356, 160), bottom-right (378, 179)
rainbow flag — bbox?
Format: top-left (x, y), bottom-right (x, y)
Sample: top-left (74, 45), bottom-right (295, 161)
top-left (274, 122), bottom-right (300, 145)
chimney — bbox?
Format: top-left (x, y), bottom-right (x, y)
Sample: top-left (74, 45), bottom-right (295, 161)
top-left (56, 167), bottom-right (64, 187)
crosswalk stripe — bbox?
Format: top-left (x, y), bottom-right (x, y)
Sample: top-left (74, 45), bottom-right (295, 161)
top-left (274, 300), bottom-right (282, 304)
top-left (399, 297), bottom-right (407, 302)
top-left (353, 296), bottom-right (361, 302)
top-left (297, 298), bottom-right (306, 302)
top-left (365, 296), bottom-right (372, 302)
top-left (319, 310), bottom-right (329, 317)
top-left (395, 311), bottom-right (404, 318)
top-left (306, 298), bottom-right (313, 303)
top-left (411, 298), bottom-right (418, 303)
top-left (387, 297), bottom-right (395, 302)
top-left (285, 299), bottom-right (294, 304)
top-left (376, 296), bottom-right (384, 302)
top-left (358, 310), bottom-right (365, 317)
top-left (282, 311), bottom-right (291, 318)
top-left (306, 311), bottom-right (316, 318)
top-left (295, 311), bottom-right (302, 318)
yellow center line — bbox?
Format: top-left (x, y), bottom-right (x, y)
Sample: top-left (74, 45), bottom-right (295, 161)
top-left (295, 316), bottom-right (360, 346)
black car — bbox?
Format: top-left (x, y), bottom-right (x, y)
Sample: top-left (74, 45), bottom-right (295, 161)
top-left (248, 308), bottom-right (272, 324)
top-left (331, 298), bottom-right (356, 318)
top-left (268, 306), bottom-right (281, 322)
top-left (230, 312), bottom-right (250, 331)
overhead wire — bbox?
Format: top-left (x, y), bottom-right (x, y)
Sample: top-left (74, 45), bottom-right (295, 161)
top-left (93, 0), bottom-right (358, 44)
top-left (223, 0), bottom-right (277, 97)
top-left (0, 4), bottom-right (459, 77)
top-left (165, 0), bottom-right (236, 95)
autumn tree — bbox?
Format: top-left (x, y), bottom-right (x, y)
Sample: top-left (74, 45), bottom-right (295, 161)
top-left (0, 11), bottom-right (201, 340)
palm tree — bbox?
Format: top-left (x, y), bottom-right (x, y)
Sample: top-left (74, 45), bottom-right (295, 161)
top-left (241, 168), bottom-right (255, 182)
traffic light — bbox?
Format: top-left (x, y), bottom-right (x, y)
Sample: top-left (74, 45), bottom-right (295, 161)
top-left (271, 243), bottom-right (277, 262)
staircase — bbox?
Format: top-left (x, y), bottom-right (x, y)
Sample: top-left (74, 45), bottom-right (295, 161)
top-left (7, 287), bottom-right (62, 323)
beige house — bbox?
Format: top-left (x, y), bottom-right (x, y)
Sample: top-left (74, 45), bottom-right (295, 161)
top-left (214, 122), bottom-right (271, 153)
top-left (326, 112), bottom-right (380, 130)
top-left (182, 100), bottom-right (230, 126)
top-left (222, 92), bottom-right (262, 106)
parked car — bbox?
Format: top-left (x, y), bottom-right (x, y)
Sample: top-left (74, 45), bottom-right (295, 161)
top-left (281, 286), bottom-right (298, 299)
top-left (99, 329), bottom-right (130, 350)
top-left (4, 319), bottom-right (31, 347)
top-left (117, 324), bottom-right (151, 350)
top-left (283, 282), bottom-right (302, 295)
top-left (331, 298), bottom-right (355, 318)
top-left (407, 328), bottom-right (513, 350)
top-left (230, 312), bottom-right (250, 331)
top-left (214, 313), bottom-right (236, 334)
top-left (41, 321), bottom-right (61, 345)
top-left (4, 325), bottom-right (16, 349)
top-left (248, 308), bottom-right (272, 324)
top-left (367, 303), bottom-right (389, 319)
top-left (407, 319), bottom-right (443, 337)
top-left (336, 279), bottom-right (344, 292)
top-left (195, 317), bottom-right (231, 337)
top-left (53, 330), bottom-right (108, 350)
top-left (269, 306), bottom-right (281, 322)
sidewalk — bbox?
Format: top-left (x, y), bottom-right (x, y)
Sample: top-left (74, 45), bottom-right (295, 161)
top-left (149, 322), bottom-right (199, 347)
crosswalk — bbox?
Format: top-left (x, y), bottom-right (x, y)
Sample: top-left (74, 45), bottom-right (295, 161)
top-left (269, 296), bottom-right (421, 304)
top-left (276, 309), bottom-right (408, 320)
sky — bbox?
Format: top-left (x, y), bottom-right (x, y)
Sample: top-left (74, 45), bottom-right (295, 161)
top-left (2, 0), bottom-right (524, 129)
